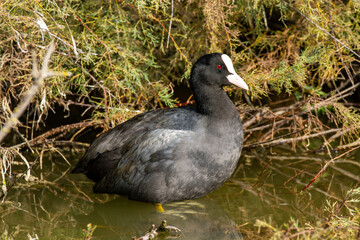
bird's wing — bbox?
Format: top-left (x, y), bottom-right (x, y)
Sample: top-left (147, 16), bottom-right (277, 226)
top-left (91, 127), bottom-right (193, 198)
top-left (72, 107), bottom-right (201, 183)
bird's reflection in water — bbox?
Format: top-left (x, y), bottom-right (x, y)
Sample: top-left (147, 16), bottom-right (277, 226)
top-left (75, 196), bottom-right (243, 239)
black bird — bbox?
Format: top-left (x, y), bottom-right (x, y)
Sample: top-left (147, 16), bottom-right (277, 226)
top-left (72, 53), bottom-right (249, 204)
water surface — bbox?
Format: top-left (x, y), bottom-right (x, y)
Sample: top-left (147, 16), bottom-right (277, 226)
top-left (1, 146), bottom-right (359, 239)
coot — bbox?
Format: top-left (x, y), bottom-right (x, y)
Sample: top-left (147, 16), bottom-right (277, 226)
top-left (72, 53), bottom-right (249, 203)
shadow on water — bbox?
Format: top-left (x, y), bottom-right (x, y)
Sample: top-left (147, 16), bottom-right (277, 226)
top-left (1, 146), bottom-right (360, 239)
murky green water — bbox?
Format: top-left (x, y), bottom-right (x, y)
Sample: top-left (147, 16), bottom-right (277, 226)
top-left (1, 146), bottom-right (360, 239)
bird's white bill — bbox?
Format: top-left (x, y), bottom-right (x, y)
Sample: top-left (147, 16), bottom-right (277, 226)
top-left (226, 73), bottom-right (249, 90)
top-left (221, 54), bottom-right (249, 90)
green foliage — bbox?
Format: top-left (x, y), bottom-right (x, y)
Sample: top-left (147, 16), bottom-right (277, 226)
top-left (0, 0), bottom-right (179, 127)
top-left (0, 0), bottom-right (359, 136)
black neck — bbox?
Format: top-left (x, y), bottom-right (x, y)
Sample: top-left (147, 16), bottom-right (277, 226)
top-left (192, 84), bottom-right (238, 119)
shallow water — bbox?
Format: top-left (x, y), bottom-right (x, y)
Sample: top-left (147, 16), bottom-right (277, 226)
top-left (1, 146), bottom-right (360, 239)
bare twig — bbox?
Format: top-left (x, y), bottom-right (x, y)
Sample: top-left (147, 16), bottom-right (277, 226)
top-left (26, 122), bottom-right (97, 147)
top-left (314, 82), bottom-right (360, 110)
top-left (0, 122), bottom-right (98, 152)
top-left (243, 78), bottom-right (360, 148)
top-left (302, 145), bottom-right (360, 191)
top-left (0, 157), bottom-right (39, 201)
top-left (150, 14), bottom-right (189, 64)
top-left (133, 220), bottom-right (181, 240)
top-left (245, 128), bottom-right (339, 148)
top-left (335, 139), bottom-right (360, 150)
top-left (166, 0), bottom-right (174, 49)
top-left (243, 110), bottom-right (265, 129)
top-left (284, 170), bottom-right (304, 186)
top-left (245, 125), bottom-right (307, 148)
top-left (0, 42), bottom-right (72, 144)
top-left (326, 126), bottom-right (360, 145)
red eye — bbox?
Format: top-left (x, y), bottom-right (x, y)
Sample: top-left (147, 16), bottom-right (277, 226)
top-left (217, 64), bottom-right (222, 69)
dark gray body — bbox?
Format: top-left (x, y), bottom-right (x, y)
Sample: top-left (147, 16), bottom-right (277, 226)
top-left (72, 53), bottom-right (245, 203)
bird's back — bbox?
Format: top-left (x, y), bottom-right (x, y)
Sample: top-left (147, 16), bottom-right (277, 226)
top-left (72, 107), bottom-right (203, 196)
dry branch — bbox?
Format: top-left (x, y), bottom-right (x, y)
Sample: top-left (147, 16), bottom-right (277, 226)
top-left (0, 42), bottom-right (72, 144)
top-left (132, 220), bottom-right (181, 240)
top-left (302, 145), bottom-right (360, 191)
top-left (245, 128), bottom-right (341, 148)
top-left (243, 77), bottom-right (360, 150)
top-left (5, 121), bottom-right (101, 150)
